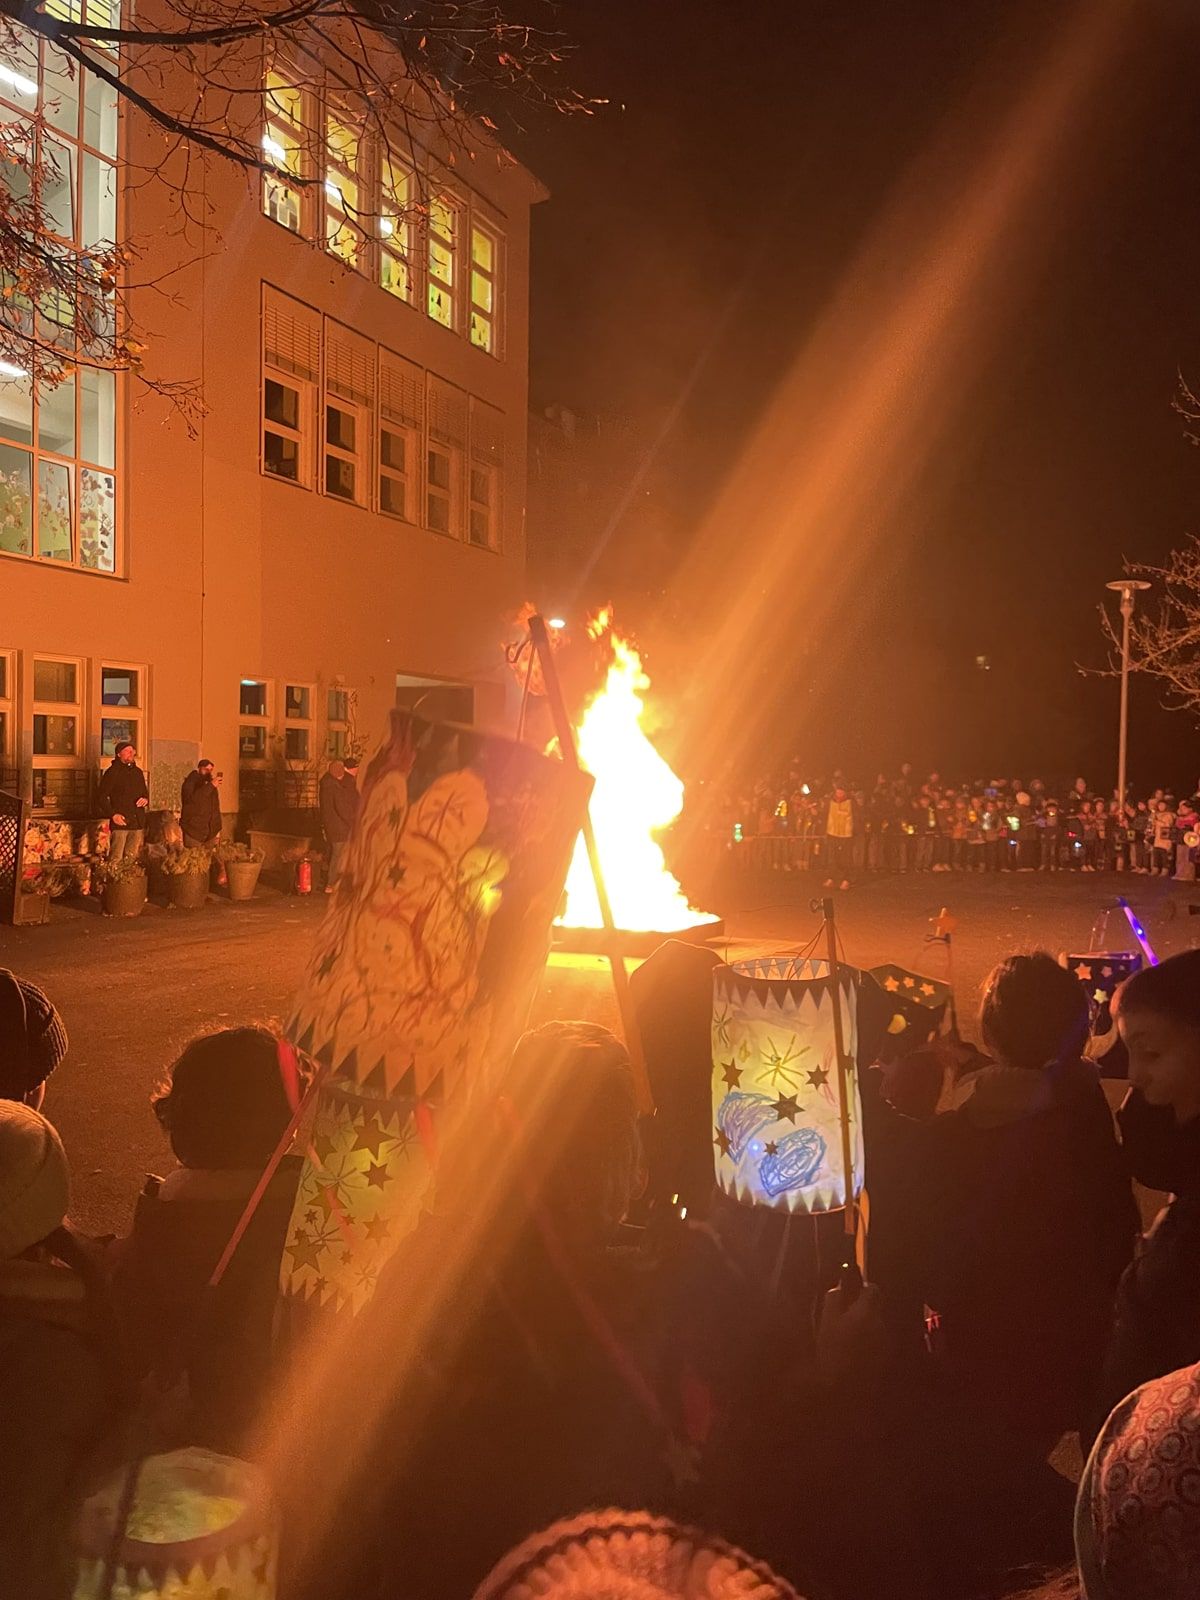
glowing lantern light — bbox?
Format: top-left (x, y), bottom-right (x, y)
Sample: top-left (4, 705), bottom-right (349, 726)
top-left (711, 957), bottom-right (863, 1213)
top-left (74, 1449), bottom-right (276, 1600)
top-left (559, 617), bottom-right (718, 935)
top-left (279, 712), bottom-right (589, 1318)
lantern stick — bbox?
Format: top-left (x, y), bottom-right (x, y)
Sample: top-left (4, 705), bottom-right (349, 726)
top-left (820, 896), bottom-right (858, 1244)
top-left (528, 613), bottom-right (655, 1115)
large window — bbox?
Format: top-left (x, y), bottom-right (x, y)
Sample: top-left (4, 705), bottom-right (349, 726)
top-left (426, 195), bottom-right (458, 329)
top-left (0, 28), bottom-right (119, 573)
top-left (0, 651), bottom-right (12, 768)
top-left (32, 655), bottom-right (81, 808)
top-left (98, 661), bottom-right (142, 759)
top-left (239, 677), bottom-right (270, 762)
top-left (378, 347), bottom-right (422, 524)
top-left (379, 155), bottom-right (413, 302)
top-left (263, 69), bottom-right (306, 233)
top-left (262, 286), bottom-right (319, 488)
top-left (284, 682), bottom-right (312, 761)
top-left (324, 107), bottom-right (364, 266)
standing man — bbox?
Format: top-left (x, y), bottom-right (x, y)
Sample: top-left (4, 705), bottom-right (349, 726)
top-left (180, 759), bottom-right (222, 849)
top-left (96, 739), bottom-right (149, 861)
top-left (319, 759), bottom-right (357, 892)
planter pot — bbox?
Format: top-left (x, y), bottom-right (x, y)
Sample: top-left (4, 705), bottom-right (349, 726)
top-left (103, 876), bottom-right (147, 918)
top-left (226, 861), bottom-right (263, 901)
top-left (13, 892), bottom-right (50, 926)
top-left (168, 870), bottom-right (209, 910)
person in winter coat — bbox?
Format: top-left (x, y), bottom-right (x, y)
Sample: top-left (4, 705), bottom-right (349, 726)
top-left (318, 758), bottom-right (359, 890)
top-left (95, 739), bottom-right (149, 861)
top-left (0, 970), bottom-right (68, 1110)
top-left (823, 785), bottom-right (855, 890)
top-left (1093, 952), bottom-right (1200, 1433)
top-left (110, 1025), bottom-right (308, 1452)
top-left (179, 759), bottom-right (222, 848)
top-left (0, 1102), bottom-right (129, 1600)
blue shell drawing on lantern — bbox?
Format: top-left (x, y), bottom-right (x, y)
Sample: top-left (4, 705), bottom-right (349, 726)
top-left (716, 1091), bottom-right (776, 1159)
top-left (760, 1128), bottom-right (827, 1198)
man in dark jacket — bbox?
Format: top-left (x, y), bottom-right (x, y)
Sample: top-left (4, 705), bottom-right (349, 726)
top-left (179, 760), bottom-right (222, 848)
top-left (319, 759), bottom-right (358, 891)
top-left (95, 740), bottom-right (149, 861)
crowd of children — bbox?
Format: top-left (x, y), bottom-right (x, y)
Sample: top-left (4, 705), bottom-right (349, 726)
top-left (722, 766), bottom-right (1200, 883)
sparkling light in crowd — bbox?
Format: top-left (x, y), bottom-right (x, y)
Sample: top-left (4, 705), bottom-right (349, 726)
top-left (560, 617), bottom-right (716, 932)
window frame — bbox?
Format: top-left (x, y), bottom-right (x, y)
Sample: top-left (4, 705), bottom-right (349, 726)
top-left (468, 219), bottom-right (502, 356)
top-left (262, 67), bottom-right (309, 235)
top-left (31, 653), bottom-right (82, 771)
top-left (0, 649), bottom-right (13, 769)
top-left (96, 658), bottom-right (144, 765)
top-left (284, 681), bottom-right (314, 764)
top-left (425, 439), bottom-right (460, 539)
top-left (378, 151), bottom-right (415, 304)
top-left (323, 100), bottom-right (367, 269)
top-left (325, 683), bottom-right (352, 759)
top-left (238, 677), bottom-right (272, 767)
top-left (426, 191), bottom-right (460, 331)
top-left (323, 394), bottom-right (366, 506)
top-left (262, 365), bottom-right (312, 489)
top-left (378, 415), bottom-right (417, 523)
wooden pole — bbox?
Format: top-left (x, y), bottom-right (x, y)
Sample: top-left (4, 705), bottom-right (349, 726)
top-left (528, 613), bottom-right (655, 1115)
top-left (820, 896), bottom-right (858, 1244)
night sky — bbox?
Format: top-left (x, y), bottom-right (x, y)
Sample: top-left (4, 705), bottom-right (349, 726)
top-left (515, 0), bottom-right (1200, 794)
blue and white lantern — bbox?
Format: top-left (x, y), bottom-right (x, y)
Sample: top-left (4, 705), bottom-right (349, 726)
top-left (711, 957), bottom-right (862, 1213)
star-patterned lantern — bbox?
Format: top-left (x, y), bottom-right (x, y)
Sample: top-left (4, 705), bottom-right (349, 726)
top-left (865, 963), bottom-right (952, 1048)
top-left (711, 956), bottom-right (862, 1213)
top-left (279, 712), bottom-right (590, 1318)
top-left (1061, 949), bottom-right (1142, 1043)
top-left (73, 1449), bottom-right (276, 1600)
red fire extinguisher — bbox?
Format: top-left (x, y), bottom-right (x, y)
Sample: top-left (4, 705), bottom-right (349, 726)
top-left (295, 856), bottom-right (313, 895)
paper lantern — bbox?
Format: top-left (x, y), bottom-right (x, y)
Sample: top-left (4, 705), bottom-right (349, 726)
top-left (74, 1449), bottom-right (275, 1600)
top-left (711, 957), bottom-right (862, 1213)
top-left (865, 963), bottom-right (952, 1044)
top-left (280, 712), bottom-right (590, 1316)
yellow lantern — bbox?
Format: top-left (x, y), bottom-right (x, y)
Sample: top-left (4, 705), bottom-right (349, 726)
top-left (280, 712), bottom-right (590, 1317)
top-left (711, 956), bottom-right (862, 1213)
top-left (74, 1449), bottom-right (275, 1600)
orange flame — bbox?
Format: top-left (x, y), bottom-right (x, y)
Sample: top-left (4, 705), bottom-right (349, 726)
top-left (559, 619), bottom-right (718, 933)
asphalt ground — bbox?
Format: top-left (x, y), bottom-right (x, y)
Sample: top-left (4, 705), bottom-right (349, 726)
top-left (4, 865), bottom-right (1196, 1234)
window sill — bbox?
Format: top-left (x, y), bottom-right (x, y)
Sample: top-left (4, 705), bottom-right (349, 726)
top-left (0, 547), bottom-right (123, 580)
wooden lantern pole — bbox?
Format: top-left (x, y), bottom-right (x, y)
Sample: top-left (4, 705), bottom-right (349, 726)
top-left (528, 613), bottom-right (655, 1115)
top-left (820, 896), bottom-right (858, 1246)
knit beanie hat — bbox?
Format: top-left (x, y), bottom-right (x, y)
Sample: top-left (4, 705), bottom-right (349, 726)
top-left (0, 969), bottom-right (69, 1102)
top-left (1080, 1361), bottom-right (1200, 1598)
top-left (0, 1101), bottom-right (69, 1258)
top-left (471, 1510), bottom-right (805, 1600)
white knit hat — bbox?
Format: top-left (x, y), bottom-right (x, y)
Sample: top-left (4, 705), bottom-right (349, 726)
top-left (0, 1100), bottom-right (69, 1258)
top-left (471, 1510), bottom-right (805, 1600)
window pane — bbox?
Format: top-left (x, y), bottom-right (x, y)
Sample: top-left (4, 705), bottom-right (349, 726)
top-left (239, 725), bottom-right (267, 759)
top-left (78, 466), bottom-right (115, 570)
top-left (0, 657), bottom-right (7, 696)
top-left (428, 281), bottom-right (453, 327)
top-left (0, 371), bottom-right (33, 448)
top-left (469, 509), bottom-right (489, 547)
top-left (33, 712), bottom-right (77, 755)
top-left (325, 454), bottom-right (356, 500)
top-left (264, 429), bottom-right (300, 481)
top-left (84, 67), bottom-right (118, 156)
top-left (265, 377), bottom-right (299, 430)
top-left (0, 35), bottom-right (40, 110)
top-left (326, 405), bottom-right (355, 451)
top-left (101, 665), bottom-right (137, 706)
top-left (470, 466), bottom-right (490, 506)
top-left (81, 152), bottom-right (116, 248)
top-left (428, 448), bottom-right (450, 491)
top-left (43, 135), bottom-right (76, 240)
top-left (471, 269), bottom-right (493, 313)
top-left (429, 237), bottom-right (453, 287)
top-left (0, 442), bottom-right (32, 555)
top-left (285, 684), bottom-right (310, 719)
top-left (431, 197), bottom-right (455, 240)
top-left (285, 726), bottom-right (309, 760)
top-left (380, 250), bottom-right (410, 301)
top-left (469, 311), bottom-right (492, 352)
top-left (327, 727), bottom-right (347, 759)
top-left (327, 687), bottom-right (348, 722)
top-left (39, 372), bottom-right (75, 453)
top-left (239, 680), bottom-right (267, 717)
top-left (471, 228), bottom-right (493, 272)
top-left (37, 458), bottom-right (73, 561)
top-left (100, 716), bottom-right (136, 757)
top-left (380, 428), bottom-right (405, 471)
top-left (0, 708), bottom-right (7, 758)
top-left (380, 475), bottom-right (406, 519)
top-left (80, 367), bottom-right (114, 467)
top-left (34, 659), bottom-right (77, 702)
top-left (43, 45), bottom-right (79, 137)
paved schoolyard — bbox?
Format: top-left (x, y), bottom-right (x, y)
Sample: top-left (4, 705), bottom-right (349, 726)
top-left (3, 867), bottom-right (1196, 1234)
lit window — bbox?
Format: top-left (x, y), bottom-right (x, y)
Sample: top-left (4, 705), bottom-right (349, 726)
top-left (324, 110), bottom-right (363, 266)
top-left (0, 25), bottom-right (119, 575)
top-left (469, 223), bottom-right (500, 354)
top-left (263, 371), bottom-right (308, 485)
top-left (379, 155), bottom-right (413, 302)
top-left (427, 195), bottom-right (457, 328)
top-left (324, 400), bottom-right (364, 503)
top-left (263, 70), bottom-right (306, 233)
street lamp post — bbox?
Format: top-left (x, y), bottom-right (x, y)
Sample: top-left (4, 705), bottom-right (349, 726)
top-left (1106, 579), bottom-right (1151, 811)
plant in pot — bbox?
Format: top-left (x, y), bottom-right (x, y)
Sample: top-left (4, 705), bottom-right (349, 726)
top-left (161, 846), bottom-right (212, 910)
top-left (217, 841), bottom-right (265, 902)
top-left (98, 854), bottom-right (148, 918)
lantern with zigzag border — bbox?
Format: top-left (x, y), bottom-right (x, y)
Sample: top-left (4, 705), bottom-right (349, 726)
top-left (711, 957), bottom-right (862, 1213)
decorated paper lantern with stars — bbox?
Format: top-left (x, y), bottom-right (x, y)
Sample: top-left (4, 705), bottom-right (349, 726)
top-left (1061, 949), bottom-right (1142, 1046)
top-left (73, 1449), bottom-right (276, 1600)
top-left (711, 956), bottom-right (862, 1214)
top-left (279, 711), bottom-right (590, 1318)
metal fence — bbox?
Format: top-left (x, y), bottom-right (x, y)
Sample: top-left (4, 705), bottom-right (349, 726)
top-left (30, 766), bottom-right (94, 819)
top-left (239, 768), bottom-right (320, 812)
